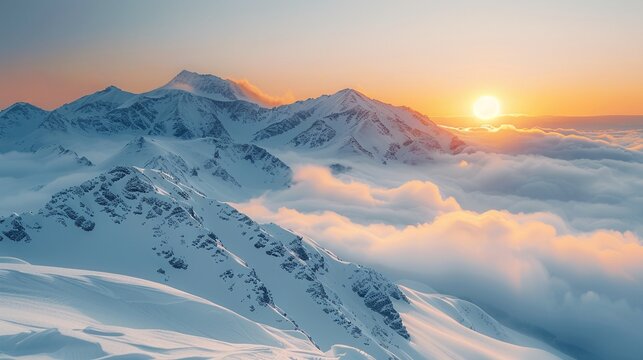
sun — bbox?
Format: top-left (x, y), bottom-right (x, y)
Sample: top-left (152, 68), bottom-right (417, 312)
top-left (473, 96), bottom-right (501, 120)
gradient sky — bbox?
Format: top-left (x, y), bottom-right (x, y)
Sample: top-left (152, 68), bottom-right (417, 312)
top-left (1, 0), bottom-right (642, 117)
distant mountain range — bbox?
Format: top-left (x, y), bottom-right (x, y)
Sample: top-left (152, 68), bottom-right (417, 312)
top-left (1, 70), bottom-right (465, 164)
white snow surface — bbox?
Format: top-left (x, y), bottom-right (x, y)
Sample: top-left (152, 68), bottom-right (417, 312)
top-left (397, 285), bottom-right (568, 360)
top-left (0, 259), bottom-right (566, 360)
top-left (0, 260), bottom-right (336, 359)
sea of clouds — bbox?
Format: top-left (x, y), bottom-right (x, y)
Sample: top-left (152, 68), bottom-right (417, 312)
top-left (235, 125), bottom-right (643, 360)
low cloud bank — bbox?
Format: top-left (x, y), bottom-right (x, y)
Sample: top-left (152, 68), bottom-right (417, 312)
top-left (436, 151), bottom-right (643, 235)
top-left (0, 150), bottom-right (99, 215)
top-left (233, 166), bottom-right (643, 360)
top-left (261, 166), bottom-right (460, 225)
top-left (452, 125), bottom-right (643, 162)
top-left (543, 128), bottom-right (643, 151)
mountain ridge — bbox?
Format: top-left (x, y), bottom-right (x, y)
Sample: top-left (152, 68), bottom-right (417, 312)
top-left (2, 70), bottom-right (465, 164)
top-left (0, 166), bottom-right (416, 358)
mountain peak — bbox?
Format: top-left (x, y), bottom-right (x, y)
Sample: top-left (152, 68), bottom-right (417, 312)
top-left (1, 102), bottom-right (45, 114)
top-left (177, 69), bottom-right (196, 77)
top-left (331, 88), bottom-right (372, 103)
top-left (159, 70), bottom-right (275, 108)
top-left (335, 88), bottom-right (362, 96)
top-left (166, 69), bottom-right (232, 89)
top-left (161, 70), bottom-right (251, 104)
top-left (321, 87), bottom-right (375, 112)
top-left (171, 69), bottom-right (224, 83)
top-left (52, 85), bottom-right (134, 119)
top-left (101, 85), bottom-right (122, 93)
top-left (0, 101), bottom-right (49, 139)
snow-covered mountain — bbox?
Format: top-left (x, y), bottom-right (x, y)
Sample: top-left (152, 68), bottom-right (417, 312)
top-left (0, 102), bottom-right (48, 140)
top-left (252, 88), bottom-right (466, 163)
top-left (0, 166), bottom-right (565, 359)
top-left (39, 87), bottom-right (236, 140)
top-left (33, 145), bottom-right (94, 167)
top-left (1, 70), bottom-right (465, 164)
top-left (0, 258), bottom-right (330, 359)
top-left (0, 166), bottom-right (412, 358)
top-left (155, 71), bottom-right (467, 163)
top-left (39, 86), bottom-right (135, 133)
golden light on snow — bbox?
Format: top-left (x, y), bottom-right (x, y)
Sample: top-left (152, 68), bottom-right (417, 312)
top-left (473, 96), bottom-right (501, 120)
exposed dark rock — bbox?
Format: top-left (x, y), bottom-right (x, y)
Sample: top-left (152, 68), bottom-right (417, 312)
top-left (74, 216), bottom-right (95, 231)
top-left (124, 176), bottom-right (154, 194)
top-left (289, 119), bottom-right (336, 148)
top-left (288, 236), bottom-right (309, 261)
top-left (169, 257), bottom-right (188, 270)
top-left (212, 167), bottom-right (241, 187)
top-left (329, 163), bottom-right (352, 175)
top-left (252, 109), bottom-right (314, 141)
top-left (351, 268), bottom-right (410, 339)
top-left (1, 218), bottom-right (31, 243)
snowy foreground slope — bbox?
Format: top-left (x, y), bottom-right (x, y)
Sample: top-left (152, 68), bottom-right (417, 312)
top-left (0, 259), bottom-right (565, 360)
top-left (0, 258), bottom-right (343, 359)
top-left (0, 167), bottom-right (566, 359)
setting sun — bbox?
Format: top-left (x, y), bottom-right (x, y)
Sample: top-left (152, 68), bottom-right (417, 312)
top-left (473, 96), bottom-right (501, 120)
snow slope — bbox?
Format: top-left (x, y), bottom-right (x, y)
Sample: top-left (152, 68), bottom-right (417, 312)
top-left (106, 136), bottom-right (292, 200)
top-left (0, 259), bottom-right (341, 359)
top-left (396, 285), bottom-right (569, 360)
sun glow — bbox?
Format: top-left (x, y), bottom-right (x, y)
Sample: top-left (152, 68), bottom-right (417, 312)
top-left (473, 96), bottom-right (501, 120)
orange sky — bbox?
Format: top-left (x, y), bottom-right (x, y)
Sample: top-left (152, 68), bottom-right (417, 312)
top-left (2, 1), bottom-right (643, 118)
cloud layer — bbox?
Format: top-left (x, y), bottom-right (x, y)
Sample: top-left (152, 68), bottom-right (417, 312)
top-left (0, 150), bottom-right (99, 216)
top-left (255, 166), bottom-right (460, 225)
top-left (233, 165), bottom-right (643, 360)
top-left (452, 125), bottom-right (643, 162)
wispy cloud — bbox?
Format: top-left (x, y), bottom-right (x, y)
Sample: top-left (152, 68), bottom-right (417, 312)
top-left (231, 78), bottom-right (295, 107)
